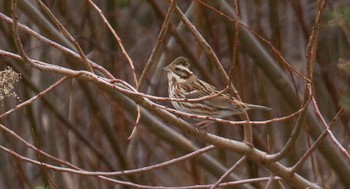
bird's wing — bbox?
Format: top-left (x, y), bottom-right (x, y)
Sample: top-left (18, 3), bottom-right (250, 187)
top-left (181, 80), bottom-right (215, 98)
top-left (203, 94), bottom-right (234, 110)
top-left (181, 80), bottom-right (234, 110)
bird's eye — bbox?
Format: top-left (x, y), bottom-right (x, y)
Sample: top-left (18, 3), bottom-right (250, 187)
top-left (175, 68), bottom-right (181, 72)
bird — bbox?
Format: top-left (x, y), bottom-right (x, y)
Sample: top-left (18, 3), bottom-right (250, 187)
top-left (163, 56), bottom-right (271, 119)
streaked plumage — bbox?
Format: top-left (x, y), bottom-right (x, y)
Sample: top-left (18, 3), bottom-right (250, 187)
top-left (164, 57), bottom-right (271, 118)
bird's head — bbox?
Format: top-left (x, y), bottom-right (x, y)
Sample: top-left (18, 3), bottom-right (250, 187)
top-left (163, 57), bottom-right (194, 84)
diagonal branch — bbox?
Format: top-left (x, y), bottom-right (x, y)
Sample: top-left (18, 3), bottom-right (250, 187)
top-left (34, 0), bottom-right (94, 72)
top-left (210, 156), bottom-right (247, 189)
top-left (291, 108), bottom-right (345, 173)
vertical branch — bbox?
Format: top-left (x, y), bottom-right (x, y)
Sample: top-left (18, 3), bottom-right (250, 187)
top-left (227, 0), bottom-right (254, 146)
top-left (11, 0), bottom-right (34, 66)
top-left (266, 84), bottom-right (312, 161)
top-left (12, 3), bottom-right (72, 185)
top-left (266, 0), bottom-right (328, 161)
top-left (305, 0), bottom-right (328, 78)
top-left (128, 0), bottom-right (177, 140)
top-left (85, 0), bottom-right (141, 139)
top-left (138, 0), bottom-right (177, 90)
top-left (228, 0), bottom-right (240, 84)
top-left (86, 0), bottom-right (138, 88)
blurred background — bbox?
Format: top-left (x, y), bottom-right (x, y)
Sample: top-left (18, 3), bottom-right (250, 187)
top-left (0, 0), bottom-right (349, 188)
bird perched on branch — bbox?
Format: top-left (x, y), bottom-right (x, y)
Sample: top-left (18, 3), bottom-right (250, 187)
top-left (163, 56), bottom-right (271, 118)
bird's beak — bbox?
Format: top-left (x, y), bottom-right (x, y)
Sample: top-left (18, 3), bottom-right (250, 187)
top-left (163, 66), bottom-right (170, 72)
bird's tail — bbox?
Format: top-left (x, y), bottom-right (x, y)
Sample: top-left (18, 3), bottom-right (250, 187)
top-left (246, 104), bottom-right (272, 111)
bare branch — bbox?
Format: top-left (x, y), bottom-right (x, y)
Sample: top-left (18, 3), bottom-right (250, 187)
top-left (0, 77), bottom-right (70, 119)
top-left (210, 156), bottom-right (246, 189)
top-left (34, 0), bottom-right (94, 72)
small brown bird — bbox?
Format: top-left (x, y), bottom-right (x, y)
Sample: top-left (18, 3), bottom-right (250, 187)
top-left (163, 57), bottom-right (271, 118)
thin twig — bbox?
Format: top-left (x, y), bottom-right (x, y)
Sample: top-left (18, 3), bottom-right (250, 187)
top-left (291, 108), bottom-right (345, 173)
top-left (0, 77), bottom-right (70, 119)
top-left (11, 0), bottom-right (35, 67)
top-left (209, 156), bottom-right (246, 189)
top-left (303, 125), bottom-right (319, 183)
top-left (265, 84), bottom-right (312, 161)
top-left (127, 107), bottom-right (141, 140)
top-left (228, 0), bottom-right (240, 85)
top-left (138, 0), bottom-right (176, 90)
top-left (84, 0), bottom-right (141, 140)
top-left (129, 0), bottom-right (177, 140)
top-left (311, 97), bottom-right (350, 159)
top-left (85, 0), bottom-right (137, 87)
top-left (263, 175), bottom-right (276, 189)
